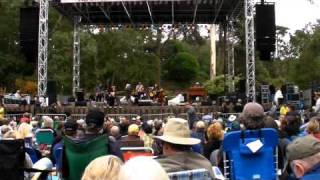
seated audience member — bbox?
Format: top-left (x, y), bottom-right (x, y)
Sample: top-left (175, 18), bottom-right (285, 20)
top-left (119, 117), bottom-right (130, 136)
top-left (153, 119), bottom-right (163, 136)
top-left (191, 121), bottom-right (206, 154)
top-left (120, 124), bottom-right (144, 147)
top-left (17, 121), bottom-right (33, 139)
top-left (242, 102), bottom-right (266, 130)
top-left (66, 108), bottom-right (122, 159)
top-left (63, 120), bottom-right (78, 138)
top-left (155, 118), bottom-right (215, 178)
top-left (140, 121), bottom-right (154, 148)
top-left (41, 116), bottom-right (57, 137)
top-left (82, 155), bottom-right (123, 180)
top-left (306, 116), bottom-right (320, 140)
top-left (203, 122), bottom-right (224, 161)
top-left (286, 135), bottom-right (320, 178)
top-left (110, 126), bottom-right (121, 141)
top-left (119, 156), bottom-right (169, 180)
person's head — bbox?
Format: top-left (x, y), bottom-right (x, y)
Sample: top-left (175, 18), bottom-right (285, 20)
top-left (3, 130), bottom-right (17, 140)
top-left (118, 156), bottom-right (169, 180)
top-left (63, 120), bottom-right (78, 137)
top-left (242, 102), bottom-right (265, 130)
top-left (306, 116), bottom-right (320, 134)
top-left (207, 122), bottom-right (224, 141)
top-left (264, 116), bottom-right (279, 130)
top-left (17, 122), bottom-right (33, 139)
top-left (85, 108), bottom-right (105, 133)
top-left (155, 118), bottom-right (200, 156)
top-left (287, 104), bottom-right (296, 112)
top-left (1, 125), bottom-right (11, 136)
top-left (283, 112), bottom-right (302, 137)
top-left (141, 122), bottom-right (153, 134)
top-left (128, 124), bottom-right (139, 136)
top-left (195, 121), bottom-right (206, 132)
top-left (110, 126), bottom-right (120, 137)
top-left (154, 119), bottom-right (163, 131)
top-left (42, 116), bottom-right (53, 129)
top-left (81, 155), bottom-right (123, 180)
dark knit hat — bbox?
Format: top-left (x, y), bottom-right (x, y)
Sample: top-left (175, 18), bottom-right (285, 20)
top-left (85, 109), bottom-right (105, 128)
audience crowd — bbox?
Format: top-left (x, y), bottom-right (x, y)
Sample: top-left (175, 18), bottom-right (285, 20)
top-left (0, 101), bottom-right (320, 180)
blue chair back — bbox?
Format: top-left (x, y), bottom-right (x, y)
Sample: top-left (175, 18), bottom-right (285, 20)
top-left (301, 165), bottom-right (320, 180)
top-left (168, 169), bottom-right (211, 180)
top-left (35, 129), bottom-right (54, 145)
top-left (222, 128), bottom-right (279, 180)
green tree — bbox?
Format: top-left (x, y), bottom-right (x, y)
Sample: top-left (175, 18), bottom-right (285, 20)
top-left (166, 52), bottom-right (199, 82)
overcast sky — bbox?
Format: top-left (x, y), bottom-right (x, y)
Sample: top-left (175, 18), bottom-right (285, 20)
top-left (274, 0), bottom-right (320, 32)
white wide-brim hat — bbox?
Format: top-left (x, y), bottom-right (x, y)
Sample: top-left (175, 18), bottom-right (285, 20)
top-left (154, 118), bottom-right (200, 145)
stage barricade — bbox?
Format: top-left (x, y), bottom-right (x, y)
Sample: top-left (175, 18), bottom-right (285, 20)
top-left (142, 113), bottom-right (175, 121)
top-left (4, 113), bottom-right (25, 121)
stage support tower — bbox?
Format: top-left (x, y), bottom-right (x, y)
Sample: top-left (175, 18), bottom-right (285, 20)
top-left (37, 0), bottom-right (49, 97)
top-left (73, 16), bottom-right (81, 95)
top-left (244, 0), bottom-right (256, 102)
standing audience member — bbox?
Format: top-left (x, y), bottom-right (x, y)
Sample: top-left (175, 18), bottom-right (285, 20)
top-left (119, 156), bottom-right (169, 180)
top-left (186, 103), bottom-right (198, 130)
top-left (314, 92), bottom-right (320, 114)
top-left (82, 155), bottom-right (123, 180)
top-left (155, 118), bottom-right (215, 178)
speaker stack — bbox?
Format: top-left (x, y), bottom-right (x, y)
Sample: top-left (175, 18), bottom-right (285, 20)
top-left (255, 2), bottom-right (276, 60)
top-left (20, 7), bottom-right (39, 63)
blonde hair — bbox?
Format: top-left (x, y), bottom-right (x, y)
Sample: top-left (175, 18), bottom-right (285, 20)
top-left (82, 155), bottom-right (123, 180)
top-left (3, 131), bottom-right (17, 139)
top-left (307, 118), bottom-right (320, 134)
top-left (17, 122), bottom-right (33, 139)
top-left (207, 122), bottom-right (224, 141)
top-left (118, 156), bottom-right (169, 180)
top-left (128, 124), bottom-right (139, 136)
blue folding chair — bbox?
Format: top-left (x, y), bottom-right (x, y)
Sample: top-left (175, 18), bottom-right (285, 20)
top-left (301, 164), bottom-right (320, 180)
top-left (168, 169), bottom-right (211, 180)
top-left (222, 128), bottom-right (279, 180)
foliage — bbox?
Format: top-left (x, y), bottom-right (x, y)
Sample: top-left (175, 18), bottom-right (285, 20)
top-left (165, 52), bottom-right (199, 82)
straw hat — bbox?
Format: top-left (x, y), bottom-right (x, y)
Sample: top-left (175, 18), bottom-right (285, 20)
top-left (154, 118), bottom-right (200, 145)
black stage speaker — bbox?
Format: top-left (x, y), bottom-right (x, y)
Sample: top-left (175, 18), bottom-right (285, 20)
top-left (76, 90), bottom-right (85, 102)
top-left (20, 7), bottom-right (39, 63)
top-left (255, 3), bottom-right (276, 60)
top-left (47, 80), bottom-right (57, 105)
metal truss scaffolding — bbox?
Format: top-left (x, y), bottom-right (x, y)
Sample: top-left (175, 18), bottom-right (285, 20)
top-left (73, 16), bottom-right (81, 95)
top-left (38, 0), bottom-right (49, 97)
top-left (244, 0), bottom-right (256, 102)
top-left (227, 44), bottom-right (235, 93)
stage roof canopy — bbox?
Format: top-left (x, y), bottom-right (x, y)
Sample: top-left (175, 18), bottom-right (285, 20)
top-left (52, 0), bottom-right (243, 25)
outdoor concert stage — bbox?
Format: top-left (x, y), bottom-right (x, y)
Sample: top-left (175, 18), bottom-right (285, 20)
top-left (52, 0), bottom-right (243, 25)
